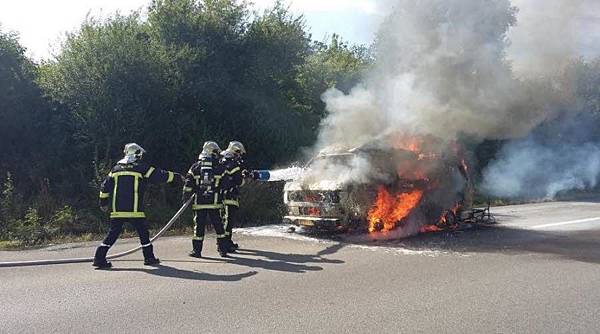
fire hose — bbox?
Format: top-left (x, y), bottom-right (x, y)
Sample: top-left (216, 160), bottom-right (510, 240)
top-left (0, 196), bottom-right (194, 268)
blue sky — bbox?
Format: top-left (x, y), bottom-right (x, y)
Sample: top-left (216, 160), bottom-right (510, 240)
top-left (0, 0), bottom-right (379, 60)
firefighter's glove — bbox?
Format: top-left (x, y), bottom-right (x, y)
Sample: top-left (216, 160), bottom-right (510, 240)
top-left (100, 206), bottom-right (109, 213)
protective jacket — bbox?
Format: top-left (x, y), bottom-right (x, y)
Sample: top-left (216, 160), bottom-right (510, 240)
top-left (183, 154), bottom-right (225, 210)
top-left (221, 154), bottom-right (249, 207)
top-left (99, 162), bottom-right (176, 219)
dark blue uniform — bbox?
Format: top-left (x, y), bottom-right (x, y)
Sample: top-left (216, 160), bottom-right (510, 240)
top-left (94, 162), bottom-right (176, 265)
top-left (183, 153), bottom-right (228, 256)
top-left (221, 153), bottom-right (249, 249)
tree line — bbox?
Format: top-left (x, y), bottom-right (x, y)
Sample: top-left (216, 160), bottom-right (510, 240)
top-left (0, 0), bottom-right (370, 245)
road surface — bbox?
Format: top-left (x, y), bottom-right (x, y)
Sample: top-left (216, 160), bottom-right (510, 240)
top-left (2, 200), bottom-right (600, 333)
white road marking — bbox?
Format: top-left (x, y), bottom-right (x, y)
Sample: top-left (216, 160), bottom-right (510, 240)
top-left (530, 217), bottom-right (600, 229)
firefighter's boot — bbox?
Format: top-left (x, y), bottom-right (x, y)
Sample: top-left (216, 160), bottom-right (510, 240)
top-left (189, 239), bottom-right (203, 258)
top-left (142, 245), bottom-right (160, 265)
top-left (226, 237), bottom-right (239, 252)
top-left (217, 238), bottom-right (229, 257)
top-left (93, 245), bottom-right (112, 269)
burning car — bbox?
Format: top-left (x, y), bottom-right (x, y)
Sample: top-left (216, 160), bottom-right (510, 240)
top-left (283, 136), bottom-right (473, 235)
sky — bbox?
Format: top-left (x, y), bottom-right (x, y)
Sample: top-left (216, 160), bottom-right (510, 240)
top-left (0, 0), bottom-right (379, 60)
top-left (0, 0), bottom-right (598, 62)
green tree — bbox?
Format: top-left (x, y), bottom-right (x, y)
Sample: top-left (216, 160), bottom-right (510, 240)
top-left (1, 1), bottom-right (375, 243)
top-left (296, 34), bottom-right (372, 117)
top-left (38, 14), bottom-right (174, 179)
top-left (147, 0), bottom-right (250, 164)
top-left (0, 29), bottom-right (48, 179)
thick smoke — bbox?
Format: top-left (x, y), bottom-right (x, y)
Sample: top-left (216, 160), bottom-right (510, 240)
top-left (482, 1), bottom-right (600, 199)
top-left (482, 138), bottom-right (600, 199)
top-left (508, 0), bottom-right (600, 78)
top-left (313, 0), bottom-right (600, 200)
top-left (318, 0), bottom-right (544, 151)
top-left (483, 78), bottom-right (600, 199)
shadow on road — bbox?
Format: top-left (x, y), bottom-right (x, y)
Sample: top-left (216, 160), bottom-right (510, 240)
top-left (110, 264), bottom-right (258, 281)
top-left (205, 243), bottom-right (346, 274)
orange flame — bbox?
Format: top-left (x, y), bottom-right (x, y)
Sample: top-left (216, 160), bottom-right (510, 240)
top-left (391, 136), bottom-right (423, 153)
top-left (437, 202), bottom-right (462, 227)
top-left (419, 225), bottom-right (440, 233)
top-left (307, 207), bottom-right (321, 216)
top-left (368, 186), bottom-right (424, 233)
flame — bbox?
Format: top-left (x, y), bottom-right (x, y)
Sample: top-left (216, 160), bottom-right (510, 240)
top-left (391, 136), bottom-right (424, 153)
top-left (419, 225), bottom-right (440, 233)
top-left (307, 207), bottom-right (321, 216)
top-left (368, 186), bottom-right (424, 233)
top-left (437, 202), bottom-right (462, 227)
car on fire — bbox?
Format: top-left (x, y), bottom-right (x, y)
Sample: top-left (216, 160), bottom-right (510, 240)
top-left (282, 140), bottom-right (473, 233)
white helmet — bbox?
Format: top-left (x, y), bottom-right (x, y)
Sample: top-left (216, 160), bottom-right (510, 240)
top-left (118, 143), bottom-right (145, 164)
top-left (225, 141), bottom-right (246, 157)
top-left (200, 141), bottom-right (221, 158)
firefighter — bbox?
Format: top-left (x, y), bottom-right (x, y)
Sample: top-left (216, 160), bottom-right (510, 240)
top-left (183, 141), bottom-right (229, 258)
top-left (221, 141), bottom-right (250, 252)
top-left (93, 143), bottom-right (180, 269)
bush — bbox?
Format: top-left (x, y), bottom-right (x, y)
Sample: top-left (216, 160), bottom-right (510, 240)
top-left (48, 205), bottom-right (80, 234)
top-left (8, 207), bottom-right (56, 245)
top-left (238, 181), bottom-right (286, 226)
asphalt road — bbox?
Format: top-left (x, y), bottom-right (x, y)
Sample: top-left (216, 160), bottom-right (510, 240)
top-left (2, 200), bottom-right (600, 333)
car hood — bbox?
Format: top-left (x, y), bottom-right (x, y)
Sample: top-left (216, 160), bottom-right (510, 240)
top-left (284, 180), bottom-right (342, 191)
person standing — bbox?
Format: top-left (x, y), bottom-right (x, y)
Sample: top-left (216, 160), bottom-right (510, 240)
top-left (220, 141), bottom-right (250, 252)
top-left (183, 141), bottom-right (229, 258)
top-left (93, 143), bottom-right (179, 269)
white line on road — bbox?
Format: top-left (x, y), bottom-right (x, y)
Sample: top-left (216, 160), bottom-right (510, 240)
top-left (531, 217), bottom-right (600, 229)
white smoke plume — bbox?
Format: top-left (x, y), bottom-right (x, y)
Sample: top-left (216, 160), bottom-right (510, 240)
top-left (318, 0), bottom-right (542, 151)
top-left (508, 0), bottom-right (600, 78)
top-left (480, 1), bottom-right (600, 199)
top-left (312, 0), bottom-right (600, 200)
top-left (482, 139), bottom-right (600, 199)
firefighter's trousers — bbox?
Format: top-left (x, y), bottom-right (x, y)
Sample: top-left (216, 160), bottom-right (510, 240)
top-left (192, 209), bottom-right (227, 254)
top-left (94, 218), bottom-right (156, 262)
top-left (223, 204), bottom-right (239, 242)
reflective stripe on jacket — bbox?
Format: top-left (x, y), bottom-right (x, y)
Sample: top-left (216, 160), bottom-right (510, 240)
top-left (220, 155), bottom-right (248, 206)
top-left (99, 162), bottom-right (175, 218)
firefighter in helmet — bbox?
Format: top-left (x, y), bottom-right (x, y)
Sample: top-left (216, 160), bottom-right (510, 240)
top-left (183, 141), bottom-right (229, 257)
top-left (220, 141), bottom-right (250, 251)
top-left (94, 143), bottom-right (180, 269)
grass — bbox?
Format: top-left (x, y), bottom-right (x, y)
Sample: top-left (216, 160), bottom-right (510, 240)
top-left (0, 240), bottom-right (26, 250)
top-left (0, 226), bottom-right (197, 251)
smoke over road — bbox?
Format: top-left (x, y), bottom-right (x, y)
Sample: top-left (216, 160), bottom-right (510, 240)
top-left (482, 138), bottom-right (600, 199)
top-left (312, 0), bottom-right (600, 200)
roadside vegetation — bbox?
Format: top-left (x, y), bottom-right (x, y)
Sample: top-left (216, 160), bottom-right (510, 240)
top-left (0, 0), bottom-right (370, 247)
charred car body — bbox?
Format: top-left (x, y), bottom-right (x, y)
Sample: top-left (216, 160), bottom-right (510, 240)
top-left (283, 137), bottom-right (474, 234)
